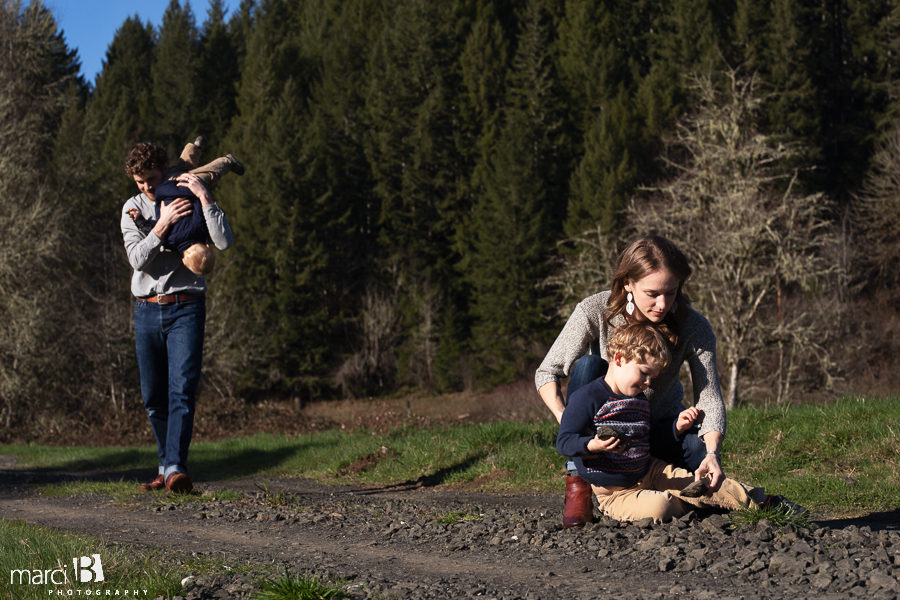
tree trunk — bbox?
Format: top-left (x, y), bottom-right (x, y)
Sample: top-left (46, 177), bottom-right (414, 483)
top-left (726, 362), bottom-right (738, 410)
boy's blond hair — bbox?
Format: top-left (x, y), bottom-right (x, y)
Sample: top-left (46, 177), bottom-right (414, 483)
top-left (606, 323), bottom-right (671, 371)
top-left (182, 243), bottom-right (215, 275)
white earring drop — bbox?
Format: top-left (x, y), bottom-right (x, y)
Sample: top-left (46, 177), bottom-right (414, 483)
top-left (626, 292), bottom-right (635, 316)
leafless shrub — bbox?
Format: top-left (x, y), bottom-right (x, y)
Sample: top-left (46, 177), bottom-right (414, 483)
top-left (0, 1), bottom-right (82, 426)
top-left (335, 289), bottom-right (401, 397)
top-left (852, 125), bottom-right (900, 291)
top-left (542, 223), bottom-right (621, 321)
top-left (626, 68), bottom-right (841, 408)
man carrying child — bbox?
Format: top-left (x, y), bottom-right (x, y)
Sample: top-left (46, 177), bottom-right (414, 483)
top-left (120, 140), bottom-right (235, 494)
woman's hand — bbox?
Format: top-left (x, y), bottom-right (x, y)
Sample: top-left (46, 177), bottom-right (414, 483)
top-left (695, 453), bottom-right (724, 491)
top-left (586, 435), bottom-right (626, 454)
top-left (175, 172), bottom-right (212, 205)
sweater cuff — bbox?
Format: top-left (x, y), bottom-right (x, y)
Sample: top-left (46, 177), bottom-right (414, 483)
top-left (672, 420), bottom-right (682, 441)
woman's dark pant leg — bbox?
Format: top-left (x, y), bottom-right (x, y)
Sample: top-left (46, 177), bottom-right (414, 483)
top-left (566, 355), bottom-right (609, 402)
top-left (649, 419), bottom-right (707, 472)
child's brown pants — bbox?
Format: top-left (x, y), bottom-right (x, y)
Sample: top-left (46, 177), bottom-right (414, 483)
top-left (592, 457), bottom-right (766, 523)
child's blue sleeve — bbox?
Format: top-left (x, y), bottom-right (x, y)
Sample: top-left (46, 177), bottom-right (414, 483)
top-left (556, 387), bottom-right (598, 457)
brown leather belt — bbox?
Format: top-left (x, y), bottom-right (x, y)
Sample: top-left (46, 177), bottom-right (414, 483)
top-left (138, 292), bottom-right (203, 305)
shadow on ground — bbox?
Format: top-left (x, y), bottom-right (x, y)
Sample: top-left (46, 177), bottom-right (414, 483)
top-left (819, 509), bottom-right (900, 532)
top-left (0, 438), bottom-right (328, 493)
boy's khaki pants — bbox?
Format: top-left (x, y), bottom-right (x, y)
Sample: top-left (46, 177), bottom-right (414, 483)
top-left (592, 457), bottom-right (766, 523)
top-left (167, 141), bottom-right (232, 187)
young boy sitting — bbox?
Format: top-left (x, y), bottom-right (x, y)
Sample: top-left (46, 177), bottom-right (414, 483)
top-left (126, 137), bottom-right (243, 275)
top-left (556, 323), bottom-right (804, 523)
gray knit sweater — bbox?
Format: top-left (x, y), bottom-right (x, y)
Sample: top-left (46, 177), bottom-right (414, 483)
top-left (535, 291), bottom-right (726, 438)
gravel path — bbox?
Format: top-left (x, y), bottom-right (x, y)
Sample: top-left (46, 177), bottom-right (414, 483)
top-left (1, 474), bottom-right (898, 599)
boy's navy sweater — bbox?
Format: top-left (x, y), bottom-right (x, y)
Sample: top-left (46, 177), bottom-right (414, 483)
top-left (154, 180), bottom-right (210, 253)
top-left (556, 377), bottom-right (656, 487)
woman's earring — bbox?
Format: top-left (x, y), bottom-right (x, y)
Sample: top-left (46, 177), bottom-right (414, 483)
top-left (626, 292), bottom-right (635, 316)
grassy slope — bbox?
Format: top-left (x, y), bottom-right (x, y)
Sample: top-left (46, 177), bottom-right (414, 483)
top-left (2, 396), bottom-right (897, 515)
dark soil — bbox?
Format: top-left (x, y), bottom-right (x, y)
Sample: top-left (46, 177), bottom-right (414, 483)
top-left (3, 388), bottom-right (898, 598)
top-left (1, 465), bottom-right (898, 600)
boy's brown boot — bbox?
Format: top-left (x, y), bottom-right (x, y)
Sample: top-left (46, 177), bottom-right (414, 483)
top-left (563, 475), bottom-right (594, 528)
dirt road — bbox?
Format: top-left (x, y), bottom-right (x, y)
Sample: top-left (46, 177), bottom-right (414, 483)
top-left (2, 464), bottom-right (898, 600)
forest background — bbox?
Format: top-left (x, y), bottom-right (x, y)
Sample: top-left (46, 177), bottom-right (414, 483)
top-left (1, 0), bottom-right (899, 442)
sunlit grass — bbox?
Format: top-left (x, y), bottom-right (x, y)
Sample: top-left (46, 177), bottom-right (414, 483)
top-left (0, 520), bottom-right (182, 599)
top-left (723, 396), bottom-right (900, 515)
top-left (253, 572), bottom-right (349, 600)
top-left (2, 396), bottom-right (897, 515)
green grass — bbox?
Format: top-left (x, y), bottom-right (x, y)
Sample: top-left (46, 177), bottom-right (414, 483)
top-left (723, 396), bottom-right (900, 515)
top-left (1, 520), bottom-right (340, 600)
top-left (730, 504), bottom-right (815, 530)
top-left (1, 519), bottom-right (183, 599)
top-left (1, 420), bottom-right (563, 493)
top-left (253, 573), bottom-right (349, 600)
top-left (2, 396), bottom-right (897, 515)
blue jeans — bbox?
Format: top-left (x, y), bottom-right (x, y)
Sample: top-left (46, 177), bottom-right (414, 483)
top-left (134, 296), bottom-right (205, 479)
top-left (566, 354), bottom-right (706, 472)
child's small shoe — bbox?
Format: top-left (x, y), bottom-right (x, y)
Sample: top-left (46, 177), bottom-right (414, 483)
top-left (762, 494), bottom-right (809, 517)
top-left (226, 154), bottom-right (245, 176)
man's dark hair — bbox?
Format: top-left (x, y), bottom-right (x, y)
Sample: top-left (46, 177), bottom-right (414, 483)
top-left (124, 142), bottom-right (168, 177)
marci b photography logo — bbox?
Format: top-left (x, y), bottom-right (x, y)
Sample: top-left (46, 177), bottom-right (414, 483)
top-left (10, 553), bottom-right (103, 586)
top-left (9, 551), bottom-right (148, 596)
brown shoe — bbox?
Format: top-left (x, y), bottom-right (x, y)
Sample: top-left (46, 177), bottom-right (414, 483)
top-left (563, 475), bottom-right (594, 528)
top-left (165, 472), bottom-right (193, 494)
top-left (138, 474), bottom-right (165, 492)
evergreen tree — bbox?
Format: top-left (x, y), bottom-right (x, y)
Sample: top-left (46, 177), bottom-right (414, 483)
top-left (151, 0), bottom-right (199, 151)
top-left (86, 15), bottom-right (156, 206)
top-left (560, 0), bottom-right (700, 237)
top-left (210, 0), bottom-right (337, 401)
top-left (195, 0), bottom-right (241, 147)
top-left (462, 0), bottom-right (566, 382)
top-left (362, 0), bottom-right (468, 389)
top-left (456, 0), bottom-right (508, 199)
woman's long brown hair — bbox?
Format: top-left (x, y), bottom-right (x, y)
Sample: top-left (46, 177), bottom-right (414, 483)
top-left (604, 235), bottom-right (692, 346)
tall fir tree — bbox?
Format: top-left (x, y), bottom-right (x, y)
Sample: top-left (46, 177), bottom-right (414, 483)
top-left (211, 0), bottom-right (335, 401)
top-left (151, 0), bottom-right (199, 151)
top-left (462, 0), bottom-right (567, 383)
top-left (85, 16), bottom-right (156, 207)
top-left (194, 0), bottom-right (241, 148)
top-left (362, 0), bottom-right (468, 389)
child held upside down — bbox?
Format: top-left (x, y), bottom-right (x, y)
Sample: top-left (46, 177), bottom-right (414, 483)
top-left (556, 323), bottom-right (805, 523)
top-left (126, 136), bottom-right (244, 275)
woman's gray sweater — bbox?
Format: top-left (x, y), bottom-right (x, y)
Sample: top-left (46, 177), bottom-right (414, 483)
top-left (535, 291), bottom-right (726, 438)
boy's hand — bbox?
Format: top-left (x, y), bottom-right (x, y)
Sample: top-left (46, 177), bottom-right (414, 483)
top-left (675, 407), bottom-right (702, 435)
top-left (586, 435), bottom-right (626, 454)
